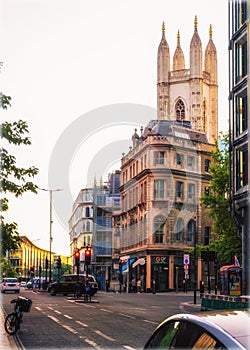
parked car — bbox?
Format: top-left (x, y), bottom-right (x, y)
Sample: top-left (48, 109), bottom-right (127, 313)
top-left (27, 277), bottom-right (46, 289)
top-left (27, 278), bottom-right (35, 289)
top-left (18, 277), bottom-right (28, 287)
top-left (144, 310), bottom-right (250, 349)
top-left (1, 278), bottom-right (20, 294)
top-left (48, 274), bottom-right (98, 296)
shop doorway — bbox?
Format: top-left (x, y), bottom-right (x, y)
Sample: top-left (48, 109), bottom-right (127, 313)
top-left (152, 265), bottom-right (169, 292)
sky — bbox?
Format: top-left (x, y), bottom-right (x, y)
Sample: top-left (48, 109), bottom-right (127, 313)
top-left (1, 0), bottom-right (229, 256)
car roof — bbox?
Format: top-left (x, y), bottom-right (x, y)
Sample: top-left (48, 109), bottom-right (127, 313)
top-left (63, 273), bottom-right (94, 275)
top-left (62, 274), bottom-right (95, 278)
top-left (161, 311), bottom-right (250, 349)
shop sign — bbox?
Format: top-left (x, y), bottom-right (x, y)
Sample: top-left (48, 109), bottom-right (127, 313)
top-left (153, 256), bottom-right (167, 264)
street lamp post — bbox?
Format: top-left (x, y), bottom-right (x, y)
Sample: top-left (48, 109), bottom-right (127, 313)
top-left (193, 218), bottom-right (197, 304)
top-left (40, 188), bottom-right (63, 283)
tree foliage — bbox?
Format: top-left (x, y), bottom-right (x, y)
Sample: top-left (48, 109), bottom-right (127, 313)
top-left (1, 93), bottom-right (39, 258)
top-left (200, 132), bottom-right (242, 266)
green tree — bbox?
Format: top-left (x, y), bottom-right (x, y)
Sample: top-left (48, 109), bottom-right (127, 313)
top-left (1, 93), bottom-right (39, 259)
top-left (200, 132), bottom-right (241, 266)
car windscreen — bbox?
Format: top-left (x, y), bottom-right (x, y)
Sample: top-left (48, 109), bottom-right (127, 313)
top-left (6, 279), bottom-right (17, 282)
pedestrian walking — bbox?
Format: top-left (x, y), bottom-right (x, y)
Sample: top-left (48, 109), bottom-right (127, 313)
top-left (136, 279), bottom-right (141, 293)
top-left (106, 279), bottom-right (110, 292)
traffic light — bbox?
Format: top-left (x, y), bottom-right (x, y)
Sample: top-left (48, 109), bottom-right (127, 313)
top-left (74, 250), bottom-right (80, 266)
top-left (30, 265), bottom-right (34, 274)
top-left (56, 256), bottom-right (62, 269)
top-left (85, 248), bottom-right (91, 265)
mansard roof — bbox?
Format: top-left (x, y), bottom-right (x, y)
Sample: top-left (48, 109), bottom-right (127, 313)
top-left (143, 120), bottom-right (209, 144)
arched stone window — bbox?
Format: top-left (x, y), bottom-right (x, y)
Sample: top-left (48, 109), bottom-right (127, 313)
top-left (175, 99), bottom-right (185, 120)
top-left (154, 215), bottom-right (166, 244)
top-left (175, 218), bottom-right (184, 241)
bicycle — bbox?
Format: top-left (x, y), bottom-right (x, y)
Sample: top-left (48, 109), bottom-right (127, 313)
top-left (4, 296), bottom-right (32, 335)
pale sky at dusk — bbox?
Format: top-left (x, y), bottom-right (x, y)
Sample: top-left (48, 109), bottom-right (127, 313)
top-left (1, 0), bottom-right (228, 256)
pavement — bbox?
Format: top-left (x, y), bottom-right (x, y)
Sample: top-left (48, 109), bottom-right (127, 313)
top-left (1, 306), bottom-right (19, 349)
top-left (1, 291), bottom-right (201, 349)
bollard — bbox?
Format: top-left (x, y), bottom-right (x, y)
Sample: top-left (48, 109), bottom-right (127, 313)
top-left (194, 289), bottom-right (197, 304)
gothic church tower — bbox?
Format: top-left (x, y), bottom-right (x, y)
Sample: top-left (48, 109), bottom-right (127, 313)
top-left (157, 16), bottom-right (218, 143)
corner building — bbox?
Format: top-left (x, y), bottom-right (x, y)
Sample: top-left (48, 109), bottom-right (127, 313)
top-left (118, 18), bottom-right (218, 292)
top-left (228, 0), bottom-right (249, 295)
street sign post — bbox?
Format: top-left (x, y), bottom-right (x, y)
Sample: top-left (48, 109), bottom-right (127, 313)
top-left (183, 254), bottom-right (190, 265)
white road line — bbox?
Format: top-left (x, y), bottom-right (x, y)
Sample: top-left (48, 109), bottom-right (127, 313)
top-left (64, 314), bottom-right (73, 319)
top-left (123, 346), bottom-right (137, 350)
top-left (94, 330), bottom-right (115, 342)
top-left (76, 320), bottom-right (88, 327)
top-left (54, 310), bottom-right (62, 314)
top-left (79, 336), bottom-right (101, 349)
top-left (47, 315), bottom-right (59, 323)
top-left (143, 319), bottom-right (158, 325)
top-left (62, 324), bottom-right (78, 334)
top-left (35, 306), bottom-right (42, 311)
top-left (134, 307), bottom-right (146, 311)
top-left (119, 313), bottom-right (135, 319)
top-left (149, 305), bottom-right (161, 308)
top-left (48, 307), bottom-right (54, 310)
top-left (100, 308), bottom-right (113, 313)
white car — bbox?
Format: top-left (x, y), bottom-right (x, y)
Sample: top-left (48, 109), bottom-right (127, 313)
top-left (1, 278), bottom-right (20, 293)
top-left (144, 310), bottom-right (250, 349)
top-left (19, 277), bottom-right (28, 287)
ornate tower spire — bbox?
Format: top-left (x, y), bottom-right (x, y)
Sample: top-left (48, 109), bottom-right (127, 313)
top-left (189, 16), bottom-right (203, 132)
top-left (162, 21), bottom-right (165, 33)
top-left (190, 15), bottom-right (202, 78)
top-left (157, 21), bottom-right (170, 83)
top-left (157, 21), bottom-right (170, 120)
top-left (209, 23), bottom-right (213, 38)
top-left (173, 30), bottom-right (185, 71)
top-left (204, 24), bottom-right (218, 142)
top-left (194, 15), bottom-right (198, 31)
top-left (205, 24), bottom-right (217, 84)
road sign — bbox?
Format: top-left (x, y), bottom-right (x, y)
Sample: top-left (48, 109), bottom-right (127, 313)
top-left (184, 264), bottom-right (189, 270)
top-left (183, 254), bottom-right (190, 265)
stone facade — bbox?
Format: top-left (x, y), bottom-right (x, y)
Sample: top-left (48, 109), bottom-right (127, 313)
top-left (157, 18), bottom-right (218, 144)
top-left (117, 18), bottom-right (217, 292)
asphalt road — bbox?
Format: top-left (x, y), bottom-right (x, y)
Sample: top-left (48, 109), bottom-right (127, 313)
top-left (2, 288), bottom-right (201, 349)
